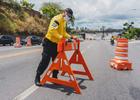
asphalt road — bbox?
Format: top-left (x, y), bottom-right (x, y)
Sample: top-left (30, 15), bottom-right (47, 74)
top-left (0, 40), bottom-right (140, 100)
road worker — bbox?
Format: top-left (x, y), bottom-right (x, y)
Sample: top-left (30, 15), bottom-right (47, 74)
top-left (110, 36), bottom-right (115, 45)
top-left (35, 8), bottom-right (74, 86)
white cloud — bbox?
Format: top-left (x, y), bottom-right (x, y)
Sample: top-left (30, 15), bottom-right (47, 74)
top-left (27, 0), bottom-right (140, 29)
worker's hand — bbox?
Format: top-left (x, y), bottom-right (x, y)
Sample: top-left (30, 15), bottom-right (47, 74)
top-left (67, 38), bottom-right (73, 42)
top-left (70, 35), bottom-right (77, 39)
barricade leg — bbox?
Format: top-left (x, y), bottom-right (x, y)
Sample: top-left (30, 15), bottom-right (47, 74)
top-left (61, 50), bottom-right (94, 80)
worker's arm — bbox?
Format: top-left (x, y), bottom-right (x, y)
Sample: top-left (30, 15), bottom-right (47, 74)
top-left (49, 20), bottom-right (63, 40)
top-left (64, 30), bottom-right (71, 39)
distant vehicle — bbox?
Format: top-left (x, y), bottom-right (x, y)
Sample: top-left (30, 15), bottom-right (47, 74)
top-left (21, 35), bottom-right (42, 45)
top-left (0, 35), bottom-right (14, 46)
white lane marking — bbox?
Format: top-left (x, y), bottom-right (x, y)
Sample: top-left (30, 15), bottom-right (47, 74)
top-left (13, 42), bottom-right (93, 100)
top-left (13, 85), bottom-right (39, 100)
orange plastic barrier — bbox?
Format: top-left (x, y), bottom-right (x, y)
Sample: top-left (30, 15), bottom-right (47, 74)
top-left (14, 36), bottom-right (22, 48)
top-left (26, 36), bottom-right (32, 46)
top-left (110, 38), bottom-right (132, 70)
top-left (40, 38), bottom-right (94, 94)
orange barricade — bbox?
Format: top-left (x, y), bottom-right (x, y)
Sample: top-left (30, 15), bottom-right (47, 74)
top-left (14, 36), bottom-right (22, 48)
top-left (110, 38), bottom-right (132, 70)
top-left (26, 36), bottom-right (32, 46)
top-left (40, 38), bottom-right (94, 94)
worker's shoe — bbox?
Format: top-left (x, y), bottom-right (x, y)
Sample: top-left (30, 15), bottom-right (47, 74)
top-left (35, 81), bottom-right (42, 86)
top-left (35, 74), bottom-right (42, 86)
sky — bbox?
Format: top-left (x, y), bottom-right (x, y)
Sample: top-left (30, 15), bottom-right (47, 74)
top-left (19, 0), bottom-right (140, 29)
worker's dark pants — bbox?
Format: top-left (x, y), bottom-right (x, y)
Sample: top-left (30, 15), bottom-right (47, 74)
top-left (36, 38), bottom-right (58, 81)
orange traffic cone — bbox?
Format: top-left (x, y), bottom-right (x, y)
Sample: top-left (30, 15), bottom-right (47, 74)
top-left (26, 36), bottom-right (32, 46)
top-left (14, 36), bottom-right (22, 48)
top-left (110, 38), bottom-right (132, 70)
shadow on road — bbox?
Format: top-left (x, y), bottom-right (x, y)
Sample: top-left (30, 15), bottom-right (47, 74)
top-left (42, 78), bottom-right (88, 95)
top-left (129, 86), bottom-right (140, 100)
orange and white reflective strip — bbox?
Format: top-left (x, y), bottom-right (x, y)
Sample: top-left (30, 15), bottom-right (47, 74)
top-left (54, 58), bottom-right (59, 63)
top-left (70, 75), bottom-right (74, 81)
top-left (115, 53), bottom-right (128, 57)
top-left (64, 60), bottom-right (68, 65)
top-left (60, 59), bottom-right (62, 68)
top-left (117, 38), bottom-right (128, 42)
top-left (115, 51), bottom-right (127, 54)
top-left (117, 42), bottom-right (128, 47)
top-left (115, 49), bottom-right (128, 52)
top-left (114, 56), bottom-right (128, 61)
top-left (114, 38), bottom-right (129, 61)
top-left (76, 54), bottom-right (79, 62)
top-left (116, 47), bottom-right (128, 49)
top-left (47, 70), bottom-right (52, 76)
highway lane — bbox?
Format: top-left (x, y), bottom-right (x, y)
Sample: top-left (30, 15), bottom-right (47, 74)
top-left (0, 40), bottom-right (140, 100)
top-left (0, 46), bottom-right (42, 100)
top-left (0, 41), bottom-right (89, 100)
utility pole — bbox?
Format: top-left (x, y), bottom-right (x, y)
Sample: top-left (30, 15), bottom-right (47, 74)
top-left (101, 26), bottom-right (105, 40)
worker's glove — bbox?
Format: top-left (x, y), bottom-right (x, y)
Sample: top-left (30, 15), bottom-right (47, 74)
top-left (67, 38), bottom-right (73, 42)
top-left (71, 35), bottom-right (77, 39)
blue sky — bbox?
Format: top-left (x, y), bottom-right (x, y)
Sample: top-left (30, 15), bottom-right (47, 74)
top-left (19, 0), bottom-right (140, 29)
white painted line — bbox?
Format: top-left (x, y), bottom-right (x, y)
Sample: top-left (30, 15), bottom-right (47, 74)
top-left (13, 84), bottom-right (39, 100)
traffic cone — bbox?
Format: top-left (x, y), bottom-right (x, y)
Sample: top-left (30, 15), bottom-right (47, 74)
top-left (14, 36), bottom-right (22, 48)
top-left (26, 36), bottom-right (32, 46)
top-left (110, 38), bottom-right (132, 70)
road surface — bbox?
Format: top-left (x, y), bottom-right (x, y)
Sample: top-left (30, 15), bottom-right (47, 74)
top-left (0, 40), bottom-right (140, 100)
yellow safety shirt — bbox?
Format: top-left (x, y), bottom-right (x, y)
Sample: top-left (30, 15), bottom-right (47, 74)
top-left (45, 14), bottom-right (71, 43)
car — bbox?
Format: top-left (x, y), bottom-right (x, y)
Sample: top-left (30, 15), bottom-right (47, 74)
top-left (0, 35), bottom-right (14, 46)
top-left (21, 35), bottom-right (42, 45)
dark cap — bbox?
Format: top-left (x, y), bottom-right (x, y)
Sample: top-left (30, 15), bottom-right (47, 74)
top-left (65, 8), bottom-right (73, 18)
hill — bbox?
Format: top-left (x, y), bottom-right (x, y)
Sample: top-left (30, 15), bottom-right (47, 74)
top-left (0, 1), bottom-right (49, 36)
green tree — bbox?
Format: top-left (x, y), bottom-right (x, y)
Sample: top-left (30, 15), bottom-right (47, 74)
top-left (0, 0), bottom-right (16, 3)
top-left (135, 28), bottom-right (140, 39)
top-left (0, 13), bottom-right (16, 33)
top-left (122, 22), bottom-right (137, 39)
top-left (40, 2), bottom-right (63, 19)
top-left (20, 0), bottom-right (34, 9)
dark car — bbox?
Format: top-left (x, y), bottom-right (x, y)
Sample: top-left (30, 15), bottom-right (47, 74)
top-left (21, 35), bottom-right (42, 45)
top-left (0, 35), bottom-right (14, 46)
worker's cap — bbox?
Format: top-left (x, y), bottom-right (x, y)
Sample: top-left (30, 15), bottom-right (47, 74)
top-left (65, 8), bottom-right (73, 18)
